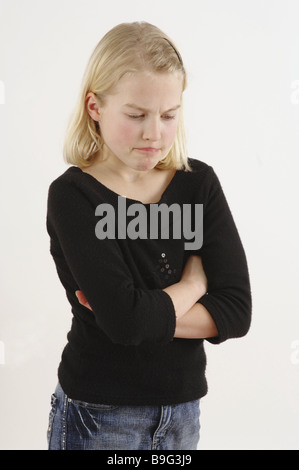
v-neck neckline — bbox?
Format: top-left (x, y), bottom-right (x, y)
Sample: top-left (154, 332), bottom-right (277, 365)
top-left (74, 166), bottom-right (179, 206)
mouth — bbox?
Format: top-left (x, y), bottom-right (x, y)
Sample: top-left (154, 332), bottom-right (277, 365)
top-left (135, 147), bottom-right (161, 154)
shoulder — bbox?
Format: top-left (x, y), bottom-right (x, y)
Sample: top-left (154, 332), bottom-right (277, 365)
top-left (47, 166), bottom-right (93, 205)
top-left (48, 166), bottom-right (81, 193)
top-left (170, 158), bottom-right (224, 204)
top-left (181, 157), bottom-right (216, 188)
top-left (184, 157), bottom-right (214, 179)
top-left (187, 157), bottom-right (211, 172)
top-left (47, 166), bottom-right (88, 217)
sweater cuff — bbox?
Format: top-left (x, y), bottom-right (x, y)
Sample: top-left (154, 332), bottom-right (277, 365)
top-left (159, 290), bottom-right (177, 343)
top-left (197, 295), bottom-right (228, 345)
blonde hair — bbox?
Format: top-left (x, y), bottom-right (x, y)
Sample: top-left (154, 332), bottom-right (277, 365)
top-left (63, 22), bottom-right (190, 171)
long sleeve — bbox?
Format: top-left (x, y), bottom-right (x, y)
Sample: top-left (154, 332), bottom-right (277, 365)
top-left (46, 176), bottom-right (176, 347)
top-left (196, 167), bottom-right (252, 344)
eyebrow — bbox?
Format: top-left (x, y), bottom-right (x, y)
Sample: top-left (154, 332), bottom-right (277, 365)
top-left (123, 103), bottom-right (181, 113)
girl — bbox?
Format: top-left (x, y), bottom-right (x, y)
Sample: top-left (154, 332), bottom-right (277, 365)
top-left (46, 22), bottom-right (251, 450)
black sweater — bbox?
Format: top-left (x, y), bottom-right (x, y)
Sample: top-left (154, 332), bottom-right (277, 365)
top-left (46, 158), bottom-right (251, 405)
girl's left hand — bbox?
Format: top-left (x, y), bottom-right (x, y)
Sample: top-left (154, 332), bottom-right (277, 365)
top-left (75, 290), bottom-right (92, 310)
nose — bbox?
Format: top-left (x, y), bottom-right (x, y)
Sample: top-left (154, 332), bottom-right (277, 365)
top-left (142, 117), bottom-right (161, 142)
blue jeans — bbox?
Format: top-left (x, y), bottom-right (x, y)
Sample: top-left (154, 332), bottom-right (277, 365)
top-left (47, 382), bottom-right (200, 450)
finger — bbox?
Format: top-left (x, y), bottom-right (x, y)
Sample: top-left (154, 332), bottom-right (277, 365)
top-left (75, 290), bottom-right (92, 310)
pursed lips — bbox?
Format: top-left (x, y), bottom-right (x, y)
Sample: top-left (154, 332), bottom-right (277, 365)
top-left (134, 147), bottom-right (160, 153)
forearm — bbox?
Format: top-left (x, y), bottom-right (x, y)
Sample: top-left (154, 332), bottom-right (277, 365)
top-left (163, 255), bottom-right (207, 320)
top-left (163, 279), bottom-right (205, 320)
top-left (174, 302), bottom-right (218, 339)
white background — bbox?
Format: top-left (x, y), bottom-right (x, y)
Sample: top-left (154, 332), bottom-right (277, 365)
top-left (0, 0), bottom-right (298, 450)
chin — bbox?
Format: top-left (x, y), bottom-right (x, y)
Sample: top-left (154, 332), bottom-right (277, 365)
top-left (136, 161), bottom-right (157, 172)
top-left (137, 156), bottom-right (161, 172)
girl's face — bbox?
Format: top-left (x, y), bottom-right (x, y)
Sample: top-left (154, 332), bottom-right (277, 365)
top-left (93, 71), bottom-right (183, 173)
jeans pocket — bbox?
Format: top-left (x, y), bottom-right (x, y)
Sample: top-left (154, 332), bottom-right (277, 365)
top-left (47, 393), bottom-right (58, 444)
top-left (68, 398), bottom-right (118, 411)
top-left (67, 398), bottom-right (120, 444)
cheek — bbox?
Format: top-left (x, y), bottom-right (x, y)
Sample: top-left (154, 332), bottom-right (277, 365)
top-left (165, 122), bottom-right (179, 145)
top-left (101, 114), bottom-right (138, 149)
top-left (115, 121), bottom-right (138, 146)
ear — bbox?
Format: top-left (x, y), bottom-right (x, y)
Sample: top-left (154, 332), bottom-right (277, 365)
top-left (85, 92), bottom-right (101, 121)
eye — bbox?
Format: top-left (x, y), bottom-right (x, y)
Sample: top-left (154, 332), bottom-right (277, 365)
top-left (128, 114), bottom-right (144, 119)
top-left (162, 114), bottom-right (176, 121)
